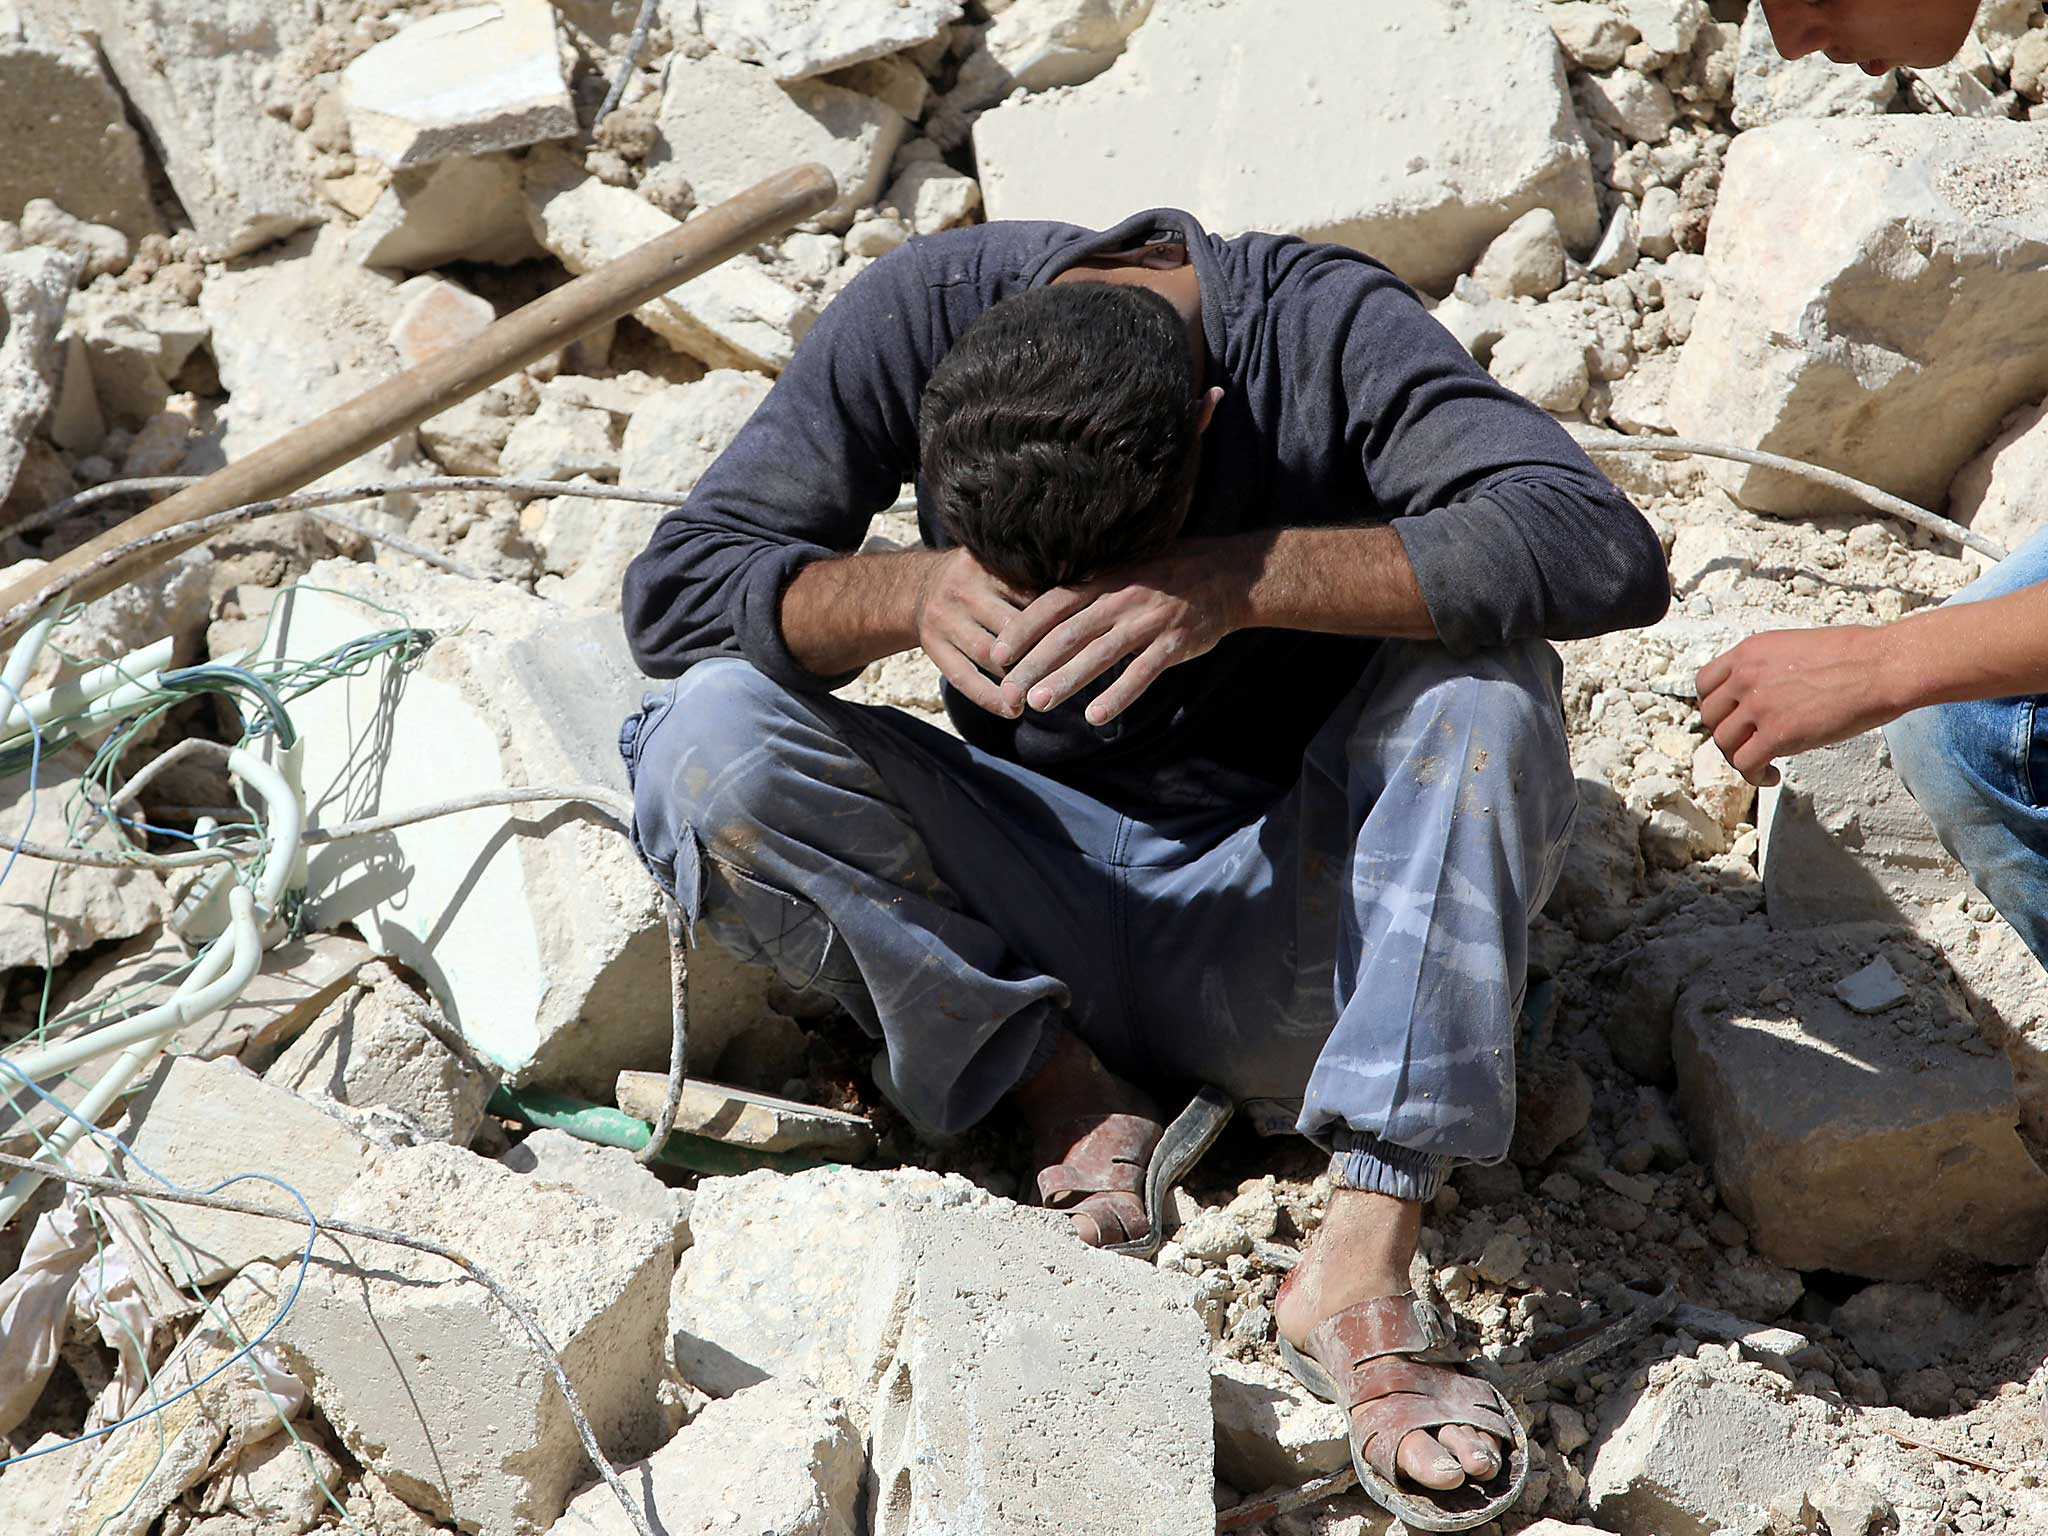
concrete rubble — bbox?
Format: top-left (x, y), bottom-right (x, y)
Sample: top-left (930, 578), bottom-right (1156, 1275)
top-left (4, 3), bottom-right (2048, 1533)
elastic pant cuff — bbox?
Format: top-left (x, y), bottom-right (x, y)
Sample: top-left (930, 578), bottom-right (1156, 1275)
top-left (1329, 1131), bottom-right (1452, 1202)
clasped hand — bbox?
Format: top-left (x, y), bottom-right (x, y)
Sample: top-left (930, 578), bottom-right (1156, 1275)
top-left (909, 544), bottom-right (1248, 724)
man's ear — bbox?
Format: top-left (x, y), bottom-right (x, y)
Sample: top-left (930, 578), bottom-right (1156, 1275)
top-left (1196, 385), bottom-right (1225, 434)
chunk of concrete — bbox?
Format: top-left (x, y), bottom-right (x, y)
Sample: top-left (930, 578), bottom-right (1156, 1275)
top-left (882, 161), bottom-right (982, 236)
top-left (1673, 929), bottom-right (2048, 1280)
top-left (672, 1168), bottom-right (1215, 1535)
top-left (499, 392), bottom-right (622, 481)
top-left (120, 1055), bottom-right (374, 1285)
top-left (1835, 954), bottom-right (1908, 1015)
top-left (57, 1266), bottom-right (302, 1536)
top-left (501, 1127), bottom-right (689, 1252)
top-left (63, 282), bottom-right (211, 426)
top-left (1588, 1355), bottom-right (1842, 1536)
top-left (1755, 732), bottom-right (1965, 930)
top-left (651, 54), bottom-right (904, 233)
top-left (263, 960), bottom-right (495, 1144)
top-left (946, 0), bottom-right (1154, 110)
top-left (1833, 1282), bottom-right (1975, 1375)
top-left (1579, 67), bottom-right (1678, 143)
top-left (551, 1383), bottom-right (862, 1536)
top-left (1668, 119), bottom-right (2048, 517)
top-left (0, 752), bottom-right (169, 975)
top-left (1950, 396), bottom-right (2048, 557)
top-left (264, 559), bottom-right (668, 1094)
top-left (1209, 1357), bottom-right (1349, 1493)
top-left (200, 225), bottom-right (424, 489)
top-left (974, 0), bottom-right (1599, 294)
top-left (348, 154), bottom-right (544, 271)
top-left (615, 1071), bottom-right (875, 1158)
top-left (696, 0), bottom-right (963, 81)
top-left (1475, 209), bottom-right (1569, 301)
top-left (0, 37), bottom-right (162, 240)
top-left (0, 246), bottom-right (76, 506)
top-left (0, 1434), bottom-right (76, 1536)
top-left (1548, 3), bottom-right (1638, 71)
top-left (275, 1141), bottom-right (672, 1536)
top-left (524, 151), bottom-right (817, 372)
top-left (77, 0), bottom-right (322, 257)
top-left (536, 368), bottom-right (769, 609)
top-left (342, 0), bottom-right (576, 170)
top-left (1732, 2), bottom-right (1895, 130)
top-left (387, 274), bottom-right (496, 369)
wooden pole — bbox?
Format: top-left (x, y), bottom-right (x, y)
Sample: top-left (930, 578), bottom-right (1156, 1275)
top-left (0, 162), bottom-right (838, 638)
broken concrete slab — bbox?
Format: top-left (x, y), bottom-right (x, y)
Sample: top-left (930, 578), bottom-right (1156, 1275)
top-left (974, 0), bottom-right (1599, 294)
top-left (882, 161), bottom-right (982, 236)
top-left (342, 0), bottom-right (577, 170)
top-left (78, 0), bottom-right (323, 258)
top-left (57, 1265), bottom-right (302, 1536)
top-left (1950, 396), bottom-right (2048, 558)
top-left (0, 245), bottom-right (77, 506)
top-left (652, 54), bottom-right (904, 232)
top-left (276, 1141), bottom-right (672, 1536)
top-left (1668, 118), bottom-right (2048, 518)
top-left (0, 36), bottom-right (162, 241)
top-left (501, 1127), bottom-right (689, 1252)
top-left (696, 0), bottom-right (963, 81)
top-left (0, 1433), bottom-right (76, 1536)
top-left (524, 151), bottom-right (817, 373)
top-left (387, 274), bottom-right (496, 369)
top-left (551, 1383), bottom-right (863, 1536)
top-left (120, 1055), bottom-right (374, 1286)
top-left (615, 1071), bottom-right (875, 1158)
top-left (263, 960), bottom-right (495, 1145)
top-left (1588, 1354), bottom-right (1843, 1536)
top-left (348, 154), bottom-right (545, 272)
top-left (945, 0), bottom-right (1154, 111)
top-left (1756, 731), bottom-right (1966, 931)
top-left (1209, 1357), bottom-right (1349, 1493)
top-left (499, 392), bottom-right (622, 481)
top-left (1673, 927), bottom-right (2048, 1280)
top-left (63, 281), bottom-right (211, 427)
top-left (672, 1167), bottom-right (1215, 1535)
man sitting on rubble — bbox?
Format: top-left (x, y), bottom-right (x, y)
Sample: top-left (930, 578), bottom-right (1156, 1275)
top-left (618, 209), bottom-right (1667, 1527)
top-left (1700, 0), bottom-right (2048, 978)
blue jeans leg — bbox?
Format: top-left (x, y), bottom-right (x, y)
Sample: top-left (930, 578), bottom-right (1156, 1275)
top-left (1883, 528), bottom-right (2048, 969)
top-left (1124, 641), bottom-right (1578, 1200)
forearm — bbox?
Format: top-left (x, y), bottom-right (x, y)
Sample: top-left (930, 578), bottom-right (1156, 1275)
top-left (1233, 526), bottom-right (1438, 641)
top-left (779, 549), bottom-right (938, 677)
top-left (1877, 583), bottom-right (2048, 714)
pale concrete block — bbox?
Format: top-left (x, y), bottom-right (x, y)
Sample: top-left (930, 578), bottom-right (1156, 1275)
top-left (1673, 928), bottom-right (2048, 1280)
top-left (1472, 208), bottom-right (1568, 300)
top-left (1949, 395), bottom-right (2048, 557)
top-left (264, 960), bottom-right (495, 1144)
top-left (387, 275), bottom-right (496, 369)
top-left (0, 1434), bottom-right (76, 1536)
top-left (0, 38), bottom-right (162, 240)
top-left (275, 1142), bottom-right (673, 1536)
top-left (77, 0), bottom-right (322, 258)
top-left (1669, 119), bottom-right (2048, 517)
top-left (0, 246), bottom-right (75, 506)
top-left (614, 1071), bottom-right (874, 1158)
top-left (882, 162), bottom-right (982, 236)
top-left (1588, 1355), bottom-right (1842, 1536)
top-left (0, 753), bottom-right (168, 974)
top-left (349, 154), bottom-right (545, 271)
top-left (672, 1168), bottom-right (1215, 1536)
top-left (652, 54), bottom-right (904, 232)
top-left (696, 0), bottom-right (962, 81)
top-left (499, 393), bottom-right (622, 481)
top-left (524, 151), bottom-right (817, 373)
top-left (501, 1127), bottom-right (689, 1252)
top-left (974, 0), bottom-right (1599, 295)
top-left (552, 1384), bottom-right (862, 1536)
top-left (1755, 732), bottom-right (1964, 930)
top-left (265, 558), bottom-right (668, 1094)
top-left (121, 1055), bottom-right (374, 1285)
top-left (343, 0), bottom-right (576, 169)
top-left (1209, 1357), bottom-right (1349, 1493)
top-left (63, 284), bottom-right (212, 426)
top-left (947, 0), bottom-right (1153, 109)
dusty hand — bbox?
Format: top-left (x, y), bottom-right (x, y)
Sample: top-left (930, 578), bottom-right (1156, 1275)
top-left (910, 548), bottom-right (1035, 716)
top-left (991, 544), bottom-right (1251, 725)
top-left (1696, 626), bottom-right (1904, 787)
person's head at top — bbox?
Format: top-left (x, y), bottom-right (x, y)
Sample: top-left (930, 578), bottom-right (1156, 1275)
top-left (1758, 0), bottom-right (1980, 74)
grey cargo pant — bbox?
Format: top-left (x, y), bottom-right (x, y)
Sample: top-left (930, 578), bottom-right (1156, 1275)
top-left (621, 641), bottom-right (1576, 1200)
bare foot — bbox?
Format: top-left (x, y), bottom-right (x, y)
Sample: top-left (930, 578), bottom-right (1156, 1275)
top-left (1011, 1027), bottom-right (1162, 1247)
top-left (1273, 1190), bottom-right (1502, 1492)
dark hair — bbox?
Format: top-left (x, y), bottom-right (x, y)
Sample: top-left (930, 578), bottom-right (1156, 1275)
top-left (919, 282), bottom-right (1202, 591)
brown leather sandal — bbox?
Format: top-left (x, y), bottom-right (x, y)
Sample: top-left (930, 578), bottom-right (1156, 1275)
top-left (1035, 1086), bottom-right (1234, 1260)
top-left (1277, 1293), bottom-right (1530, 1532)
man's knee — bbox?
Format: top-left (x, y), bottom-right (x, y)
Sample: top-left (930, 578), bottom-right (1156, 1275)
top-left (630, 659), bottom-right (810, 866)
top-left (1357, 640), bottom-right (1572, 790)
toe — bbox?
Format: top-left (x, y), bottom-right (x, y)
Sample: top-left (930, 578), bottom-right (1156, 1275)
top-left (1395, 1428), bottom-right (1468, 1491)
top-left (1438, 1424), bottom-right (1502, 1482)
top-left (1065, 1193), bottom-right (1146, 1249)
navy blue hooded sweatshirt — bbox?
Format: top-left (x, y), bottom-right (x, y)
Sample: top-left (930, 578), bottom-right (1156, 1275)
top-left (622, 209), bottom-right (1669, 815)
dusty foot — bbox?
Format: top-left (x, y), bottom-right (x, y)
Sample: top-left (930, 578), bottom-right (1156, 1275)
top-left (1010, 1026), bottom-right (1162, 1247)
top-left (1273, 1189), bottom-right (1502, 1492)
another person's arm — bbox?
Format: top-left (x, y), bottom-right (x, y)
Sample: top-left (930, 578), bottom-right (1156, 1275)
top-left (1698, 582), bottom-right (2048, 786)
